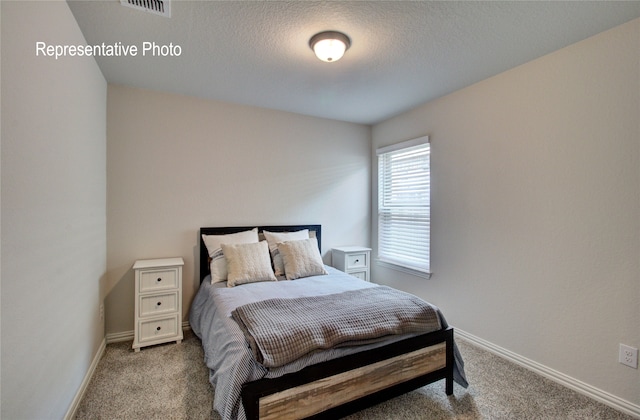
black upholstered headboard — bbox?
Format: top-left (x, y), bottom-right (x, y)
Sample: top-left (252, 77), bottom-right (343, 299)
top-left (199, 224), bottom-right (321, 283)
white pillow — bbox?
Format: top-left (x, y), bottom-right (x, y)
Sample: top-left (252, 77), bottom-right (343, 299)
top-left (263, 229), bottom-right (309, 276)
top-left (278, 237), bottom-right (328, 280)
top-left (221, 241), bottom-right (277, 287)
top-left (202, 228), bottom-right (258, 283)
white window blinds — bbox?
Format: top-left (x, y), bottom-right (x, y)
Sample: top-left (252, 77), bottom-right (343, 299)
top-left (377, 136), bottom-right (430, 275)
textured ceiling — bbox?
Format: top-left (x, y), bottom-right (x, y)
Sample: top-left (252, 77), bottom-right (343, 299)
top-left (67, 1), bottom-right (640, 125)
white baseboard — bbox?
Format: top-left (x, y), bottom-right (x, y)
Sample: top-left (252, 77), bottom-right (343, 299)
top-left (64, 338), bottom-right (106, 420)
top-left (454, 328), bottom-right (640, 419)
top-left (105, 329), bottom-right (134, 343)
top-left (106, 321), bottom-right (192, 344)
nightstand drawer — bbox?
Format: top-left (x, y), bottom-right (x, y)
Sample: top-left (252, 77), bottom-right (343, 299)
top-left (349, 271), bottom-right (368, 281)
top-left (138, 315), bottom-right (179, 343)
top-left (139, 292), bottom-right (178, 317)
top-left (346, 253), bottom-right (368, 270)
top-left (332, 247), bottom-right (371, 282)
top-left (139, 268), bottom-right (178, 292)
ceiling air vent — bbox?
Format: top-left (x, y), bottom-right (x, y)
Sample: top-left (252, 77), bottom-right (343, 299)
top-left (120, 0), bottom-right (171, 18)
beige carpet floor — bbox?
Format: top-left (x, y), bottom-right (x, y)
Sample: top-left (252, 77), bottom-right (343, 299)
top-left (75, 330), bottom-right (634, 419)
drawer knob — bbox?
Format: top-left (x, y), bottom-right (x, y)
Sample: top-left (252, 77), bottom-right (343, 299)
top-left (156, 302), bottom-right (162, 306)
top-left (354, 259), bottom-right (359, 263)
top-left (157, 277), bottom-right (162, 282)
top-left (156, 326), bottom-right (161, 331)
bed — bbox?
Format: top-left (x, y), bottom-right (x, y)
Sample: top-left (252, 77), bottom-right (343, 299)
top-left (190, 225), bottom-right (467, 420)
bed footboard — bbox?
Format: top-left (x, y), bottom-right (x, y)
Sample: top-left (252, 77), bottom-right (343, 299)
top-left (241, 327), bottom-right (454, 420)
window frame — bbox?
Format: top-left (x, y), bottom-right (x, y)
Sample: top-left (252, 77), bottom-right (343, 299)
top-left (376, 135), bottom-right (431, 279)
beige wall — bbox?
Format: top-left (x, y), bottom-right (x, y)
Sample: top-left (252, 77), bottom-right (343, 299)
top-left (106, 85), bottom-right (371, 335)
top-left (1, 1), bottom-right (107, 418)
top-left (372, 18), bottom-right (640, 408)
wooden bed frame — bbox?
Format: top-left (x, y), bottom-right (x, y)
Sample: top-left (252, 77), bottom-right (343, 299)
top-left (199, 225), bottom-right (454, 420)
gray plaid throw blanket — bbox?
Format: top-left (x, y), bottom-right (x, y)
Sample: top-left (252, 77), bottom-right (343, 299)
top-left (231, 286), bottom-right (442, 368)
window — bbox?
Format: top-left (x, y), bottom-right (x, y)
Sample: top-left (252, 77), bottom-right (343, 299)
top-left (376, 136), bottom-right (430, 277)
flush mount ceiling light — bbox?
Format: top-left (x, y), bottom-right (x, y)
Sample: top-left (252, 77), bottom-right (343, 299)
top-left (309, 31), bottom-right (351, 62)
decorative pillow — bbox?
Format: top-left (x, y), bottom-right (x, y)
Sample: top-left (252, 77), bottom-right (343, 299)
top-left (201, 228), bottom-right (259, 283)
top-left (278, 237), bottom-right (328, 280)
top-left (263, 229), bottom-right (309, 276)
top-left (221, 241), bottom-right (277, 287)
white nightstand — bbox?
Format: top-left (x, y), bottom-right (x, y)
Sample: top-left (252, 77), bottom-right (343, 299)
top-left (332, 246), bottom-right (372, 281)
top-left (132, 257), bottom-right (184, 352)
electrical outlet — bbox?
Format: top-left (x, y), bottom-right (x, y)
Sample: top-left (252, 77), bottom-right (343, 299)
top-left (99, 304), bottom-right (104, 321)
top-left (619, 344), bottom-right (638, 369)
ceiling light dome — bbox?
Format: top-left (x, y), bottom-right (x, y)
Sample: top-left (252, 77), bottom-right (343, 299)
top-left (309, 31), bottom-right (351, 62)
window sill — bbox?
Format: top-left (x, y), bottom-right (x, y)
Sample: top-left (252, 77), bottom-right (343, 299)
top-left (375, 260), bottom-right (432, 279)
